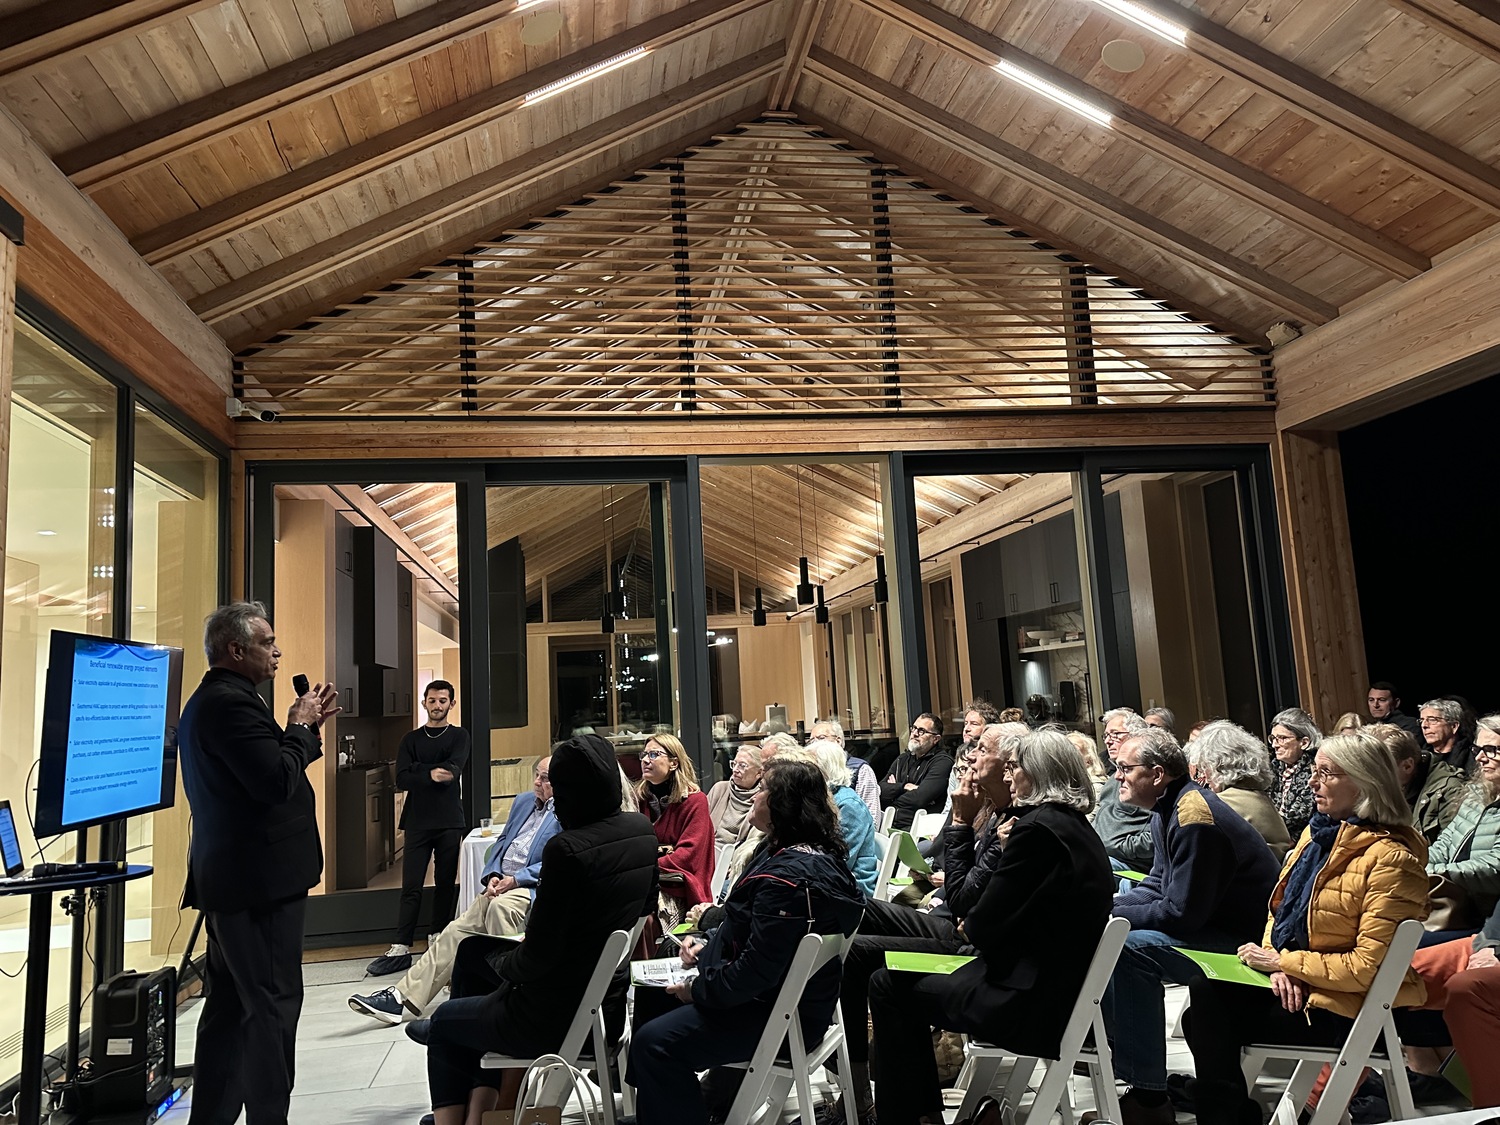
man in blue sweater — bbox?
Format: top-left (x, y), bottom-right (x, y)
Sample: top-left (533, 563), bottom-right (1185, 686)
top-left (1096, 727), bottom-right (1281, 1125)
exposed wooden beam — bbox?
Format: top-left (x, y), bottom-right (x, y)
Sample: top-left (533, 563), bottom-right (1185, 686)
top-left (1117, 0), bottom-right (1500, 215)
top-left (192, 50), bottom-right (778, 323)
top-left (1386, 0), bottom-right (1500, 65)
top-left (0, 0), bottom-right (221, 80)
top-left (135, 0), bottom-right (775, 265)
top-left (766, 0), bottom-right (827, 112)
top-left (805, 51), bottom-right (1336, 325)
top-left (858, 0), bottom-right (1428, 279)
top-left (56, 0), bottom-right (533, 191)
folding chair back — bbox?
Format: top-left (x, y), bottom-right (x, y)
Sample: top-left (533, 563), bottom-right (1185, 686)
top-left (709, 841), bottom-right (736, 900)
top-left (870, 832), bottom-right (901, 901)
top-left (878, 806), bottom-right (896, 834)
top-left (724, 931), bottom-right (856, 1125)
top-left (909, 809), bottom-right (945, 842)
top-left (956, 916), bottom-right (1130, 1125)
top-left (1242, 917), bottom-right (1425, 1125)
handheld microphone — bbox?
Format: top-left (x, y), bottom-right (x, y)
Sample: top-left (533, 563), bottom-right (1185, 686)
top-left (292, 674), bottom-right (311, 697)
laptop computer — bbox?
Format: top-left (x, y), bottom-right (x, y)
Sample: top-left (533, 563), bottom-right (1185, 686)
top-left (0, 800), bottom-right (27, 881)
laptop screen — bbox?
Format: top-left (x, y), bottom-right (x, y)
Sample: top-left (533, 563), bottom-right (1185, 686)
top-left (0, 802), bottom-right (24, 878)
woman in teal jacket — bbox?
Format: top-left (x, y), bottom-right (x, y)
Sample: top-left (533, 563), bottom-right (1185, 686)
top-left (807, 739), bottom-right (881, 895)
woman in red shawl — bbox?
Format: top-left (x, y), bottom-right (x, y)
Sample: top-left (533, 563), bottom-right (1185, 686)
top-left (637, 733), bottom-right (715, 931)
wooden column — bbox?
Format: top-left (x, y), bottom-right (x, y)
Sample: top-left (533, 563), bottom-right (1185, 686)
top-left (0, 227), bottom-right (16, 644)
top-left (1273, 430), bottom-right (1367, 727)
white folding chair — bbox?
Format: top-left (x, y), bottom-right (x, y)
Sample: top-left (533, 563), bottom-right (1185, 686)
top-left (1242, 918), bottom-right (1424, 1125)
top-left (722, 931), bottom-right (857, 1125)
top-left (955, 916), bottom-right (1130, 1125)
top-left (709, 841), bottom-right (736, 901)
top-left (878, 806), bottom-right (896, 834)
top-left (870, 832), bottom-right (901, 901)
top-left (480, 925), bottom-right (635, 1125)
top-left (909, 809), bottom-right (945, 842)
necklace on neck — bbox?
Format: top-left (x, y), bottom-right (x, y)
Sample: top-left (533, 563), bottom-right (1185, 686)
top-left (423, 724), bottom-right (449, 739)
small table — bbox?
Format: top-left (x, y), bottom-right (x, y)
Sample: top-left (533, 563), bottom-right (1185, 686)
top-left (458, 825), bottom-right (504, 908)
top-left (0, 864), bottom-right (152, 1125)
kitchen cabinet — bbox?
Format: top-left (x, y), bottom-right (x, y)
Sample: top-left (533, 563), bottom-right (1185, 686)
top-left (335, 763), bottom-right (393, 889)
top-left (353, 525), bottom-right (399, 668)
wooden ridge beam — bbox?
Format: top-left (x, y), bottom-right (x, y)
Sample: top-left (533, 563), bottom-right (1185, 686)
top-left (0, 0), bottom-right (220, 80)
top-left (857, 0), bottom-right (1428, 279)
top-left (767, 0), bottom-right (827, 112)
top-left (804, 52), bottom-right (1336, 326)
top-left (1386, 0), bottom-right (1500, 65)
top-left (134, 0), bottom-right (775, 265)
top-left (56, 0), bottom-right (535, 191)
top-left (1117, 0), bottom-right (1500, 215)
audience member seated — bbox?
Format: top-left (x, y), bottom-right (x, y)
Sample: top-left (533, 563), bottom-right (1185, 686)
top-left (638, 733), bottom-right (715, 933)
top-left (1421, 697), bottom-right (1476, 776)
top-left (1144, 706), bottom-right (1177, 737)
top-left (1094, 708), bottom-right (1155, 871)
top-left (879, 712), bottom-right (954, 831)
top-left (1368, 681), bottom-right (1423, 739)
top-left (1408, 889), bottom-right (1500, 1109)
top-left (706, 744), bottom-right (763, 846)
top-left (1188, 721), bottom-right (1293, 861)
top-left (1069, 730), bottom-right (1112, 807)
top-left (1101, 727), bottom-right (1281, 1125)
top-left (804, 739), bottom-right (880, 895)
top-left (348, 756), bottom-right (560, 1025)
top-left (1422, 714), bottom-right (1500, 944)
top-left (1370, 722), bottom-right (1466, 843)
top-left (1269, 706), bottom-right (1320, 840)
top-left (946, 701), bottom-right (1000, 816)
top-left (1184, 731), bottom-right (1429, 1125)
top-left (866, 728), bottom-right (1114, 1125)
top-left (811, 719), bottom-right (881, 821)
top-left (1335, 712), bottom-right (1364, 735)
top-left (627, 759), bottom-right (864, 1125)
top-left (998, 707), bottom-right (1025, 724)
top-left (417, 736), bottom-right (657, 1125)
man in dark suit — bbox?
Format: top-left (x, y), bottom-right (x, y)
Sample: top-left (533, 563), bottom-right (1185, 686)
top-left (179, 601), bottom-right (338, 1125)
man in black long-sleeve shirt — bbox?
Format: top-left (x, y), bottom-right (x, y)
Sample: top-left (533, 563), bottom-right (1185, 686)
top-left (879, 711), bottom-right (954, 831)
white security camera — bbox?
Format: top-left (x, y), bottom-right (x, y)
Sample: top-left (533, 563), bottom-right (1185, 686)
top-left (226, 396), bottom-right (283, 422)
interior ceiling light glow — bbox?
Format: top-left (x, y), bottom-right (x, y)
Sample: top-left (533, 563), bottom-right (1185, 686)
top-left (993, 59), bottom-right (1113, 127)
top-left (1089, 0), bottom-right (1187, 45)
top-left (515, 0), bottom-right (550, 10)
top-left (524, 46), bottom-right (648, 105)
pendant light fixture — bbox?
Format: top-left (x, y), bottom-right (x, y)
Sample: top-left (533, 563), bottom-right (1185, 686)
top-left (750, 466), bottom-right (767, 627)
top-left (871, 462), bottom-right (889, 605)
top-left (814, 584), bottom-right (829, 625)
top-left (795, 466), bottom-right (814, 605)
top-left (600, 484), bottom-right (615, 634)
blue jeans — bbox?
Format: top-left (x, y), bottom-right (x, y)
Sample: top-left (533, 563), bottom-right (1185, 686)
top-left (1101, 928), bottom-right (1228, 1091)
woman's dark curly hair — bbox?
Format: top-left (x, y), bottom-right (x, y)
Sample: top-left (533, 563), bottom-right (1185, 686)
top-left (761, 759), bottom-right (848, 860)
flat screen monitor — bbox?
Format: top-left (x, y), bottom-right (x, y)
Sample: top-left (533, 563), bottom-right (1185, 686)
top-left (0, 801), bottom-right (24, 877)
top-left (34, 631), bottom-right (184, 837)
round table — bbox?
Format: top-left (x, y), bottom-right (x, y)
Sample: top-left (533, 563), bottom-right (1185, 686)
top-left (458, 824), bottom-right (505, 908)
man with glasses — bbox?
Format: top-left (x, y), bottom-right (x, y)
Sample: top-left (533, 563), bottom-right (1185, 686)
top-left (349, 756), bottom-right (560, 1026)
top-left (1421, 697), bottom-right (1476, 775)
top-left (879, 712), bottom-right (954, 831)
top-left (1092, 708), bottom-right (1155, 872)
top-left (1094, 728), bottom-right (1280, 1125)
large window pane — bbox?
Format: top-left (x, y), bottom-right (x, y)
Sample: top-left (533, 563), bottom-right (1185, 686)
top-left (128, 404), bottom-right (221, 958)
top-left (0, 322), bottom-right (117, 1081)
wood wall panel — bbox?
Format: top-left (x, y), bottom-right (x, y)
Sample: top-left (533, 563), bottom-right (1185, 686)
top-left (0, 233), bottom-right (14, 646)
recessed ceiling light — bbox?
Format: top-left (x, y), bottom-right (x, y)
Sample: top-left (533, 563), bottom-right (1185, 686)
top-left (994, 60), bottom-right (1113, 127)
top-left (1101, 38), bottom-right (1146, 72)
top-left (1088, 0), bottom-right (1187, 46)
top-left (37, 529), bottom-right (58, 536)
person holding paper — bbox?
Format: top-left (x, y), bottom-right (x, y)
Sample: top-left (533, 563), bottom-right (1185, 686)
top-left (866, 729), bottom-right (1114, 1125)
top-left (1184, 731), bottom-right (1429, 1125)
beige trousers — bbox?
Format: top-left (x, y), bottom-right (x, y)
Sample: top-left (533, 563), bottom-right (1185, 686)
top-left (396, 887), bottom-right (531, 1010)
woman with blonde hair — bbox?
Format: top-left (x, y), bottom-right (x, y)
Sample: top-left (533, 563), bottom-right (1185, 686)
top-left (636, 733), bottom-right (715, 931)
top-left (1334, 712), bottom-right (1364, 736)
top-left (1067, 729), bottom-right (1111, 805)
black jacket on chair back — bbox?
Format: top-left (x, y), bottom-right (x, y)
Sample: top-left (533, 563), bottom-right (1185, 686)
top-left (178, 668), bottom-right (324, 912)
top-left (484, 733), bottom-right (659, 1050)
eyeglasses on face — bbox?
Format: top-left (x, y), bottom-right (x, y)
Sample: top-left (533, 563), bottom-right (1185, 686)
top-left (1474, 746), bottom-right (1500, 762)
top-left (1269, 733), bottom-right (1299, 745)
top-left (1419, 717), bottom-right (1450, 726)
top-left (910, 724), bottom-right (937, 736)
top-left (640, 749), bottom-right (668, 763)
top-left (1113, 761), bottom-right (1147, 777)
top-left (1309, 766), bottom-right (1347, 782)
top-left (730, 760), bottom-right (756, 772)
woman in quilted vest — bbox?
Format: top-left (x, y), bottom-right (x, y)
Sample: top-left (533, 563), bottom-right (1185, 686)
top-left (1184, 731), bottom-right (1429, 1125)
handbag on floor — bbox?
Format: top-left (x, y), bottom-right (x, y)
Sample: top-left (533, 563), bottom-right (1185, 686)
top-left (479, 1053), bottom-right (601, 1125)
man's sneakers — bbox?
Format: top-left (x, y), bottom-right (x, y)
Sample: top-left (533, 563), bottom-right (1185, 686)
top-left (349, 986), bottom-right (419, 1025)
top-left (366, 943), bottom-right (413, 977)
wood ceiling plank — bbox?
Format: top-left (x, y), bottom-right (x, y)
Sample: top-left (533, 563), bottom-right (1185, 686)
top-left (1111, 0), bottom-right (1500, 215)
top-left (806, 49), bottom-right (1336, 324)
top-left (0, 0), bottom-right (223, 81)
top-left (857, 0), bottom-right (1427, 278)
top-left (135, 0), bottom-right (776, 263)
top-left (56, 0), bottom-right (537, 191)
top-left (1388, 0), bottom-right (1500, 65)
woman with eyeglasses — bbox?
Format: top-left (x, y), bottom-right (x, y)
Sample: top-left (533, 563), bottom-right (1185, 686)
top-left (1184, 731), bottom-right (1429, 1125)
top-left (706, 744), bottom-right (764, 846)
top-left (1268, 706), bottom-right (1321, 841)
top-left (1421, 714), bottom-right (1500, 945)
top-left (636, 733), bottom-right (715, 934)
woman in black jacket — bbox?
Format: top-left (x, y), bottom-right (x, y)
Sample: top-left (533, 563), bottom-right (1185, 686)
top-left (628, 758), bottom-right (865, 1125)
top-left (867, 728), bottom-right (1115, 1125)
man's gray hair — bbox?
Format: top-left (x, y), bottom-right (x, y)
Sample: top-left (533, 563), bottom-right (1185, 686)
top-left (981, 722), bottom-right (1030, 758)
top-left (806, 738), bottom-right (852, 788)
top-left (1102, 706), bottom-right (1140, 727)
top-left (760, 731), bottom-right (800, 758)
top-left (1188, 720), bottom-right (1273, 792)
top-left (1420, 699), bottom-right (1464, 725)
top-left (204, 600), bottom-right (269, 664)
top-left (1013, 728), bottom-right (1096, 814)
top-left (1126, 726), bottom-right (1186, 778)
top-left (1270, 707), bottom-right (1323, 749)
top-left (809, 719), bottom-right (845, 747)
top-left (1145, 706), bottom-right (1177, 735)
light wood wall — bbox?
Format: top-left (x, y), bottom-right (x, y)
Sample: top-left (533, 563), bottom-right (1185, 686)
top-left (0, 233), bottom-right (13, 647)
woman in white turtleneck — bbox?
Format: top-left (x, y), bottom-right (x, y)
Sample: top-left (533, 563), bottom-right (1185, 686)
top-left (706, 744), bottom-right (764, 845)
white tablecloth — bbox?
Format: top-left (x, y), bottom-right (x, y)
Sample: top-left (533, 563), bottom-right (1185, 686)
top-left (459, 825), bottom-right (504, 910)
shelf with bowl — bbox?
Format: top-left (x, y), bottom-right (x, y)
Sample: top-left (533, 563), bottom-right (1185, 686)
top-left (1018, 640), bottom-right (1087, 655)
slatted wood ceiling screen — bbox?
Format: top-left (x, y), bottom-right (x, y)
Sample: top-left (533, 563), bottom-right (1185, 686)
top-left (236, 118), bottom-right (1272, 417)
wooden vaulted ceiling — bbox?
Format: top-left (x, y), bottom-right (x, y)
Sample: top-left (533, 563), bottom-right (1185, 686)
top-left (4, 0), bottom-right (1500, 386)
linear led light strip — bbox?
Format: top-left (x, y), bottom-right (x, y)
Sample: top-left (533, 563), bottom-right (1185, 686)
top-left (1089, 0), bottom-right (1188, 45)
top-left (515, 0), bottom-right (551, 10)
top-left (993, 59), bottom-right (1113, 128)
top-left (524, 46), bottom-right (649, 104)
